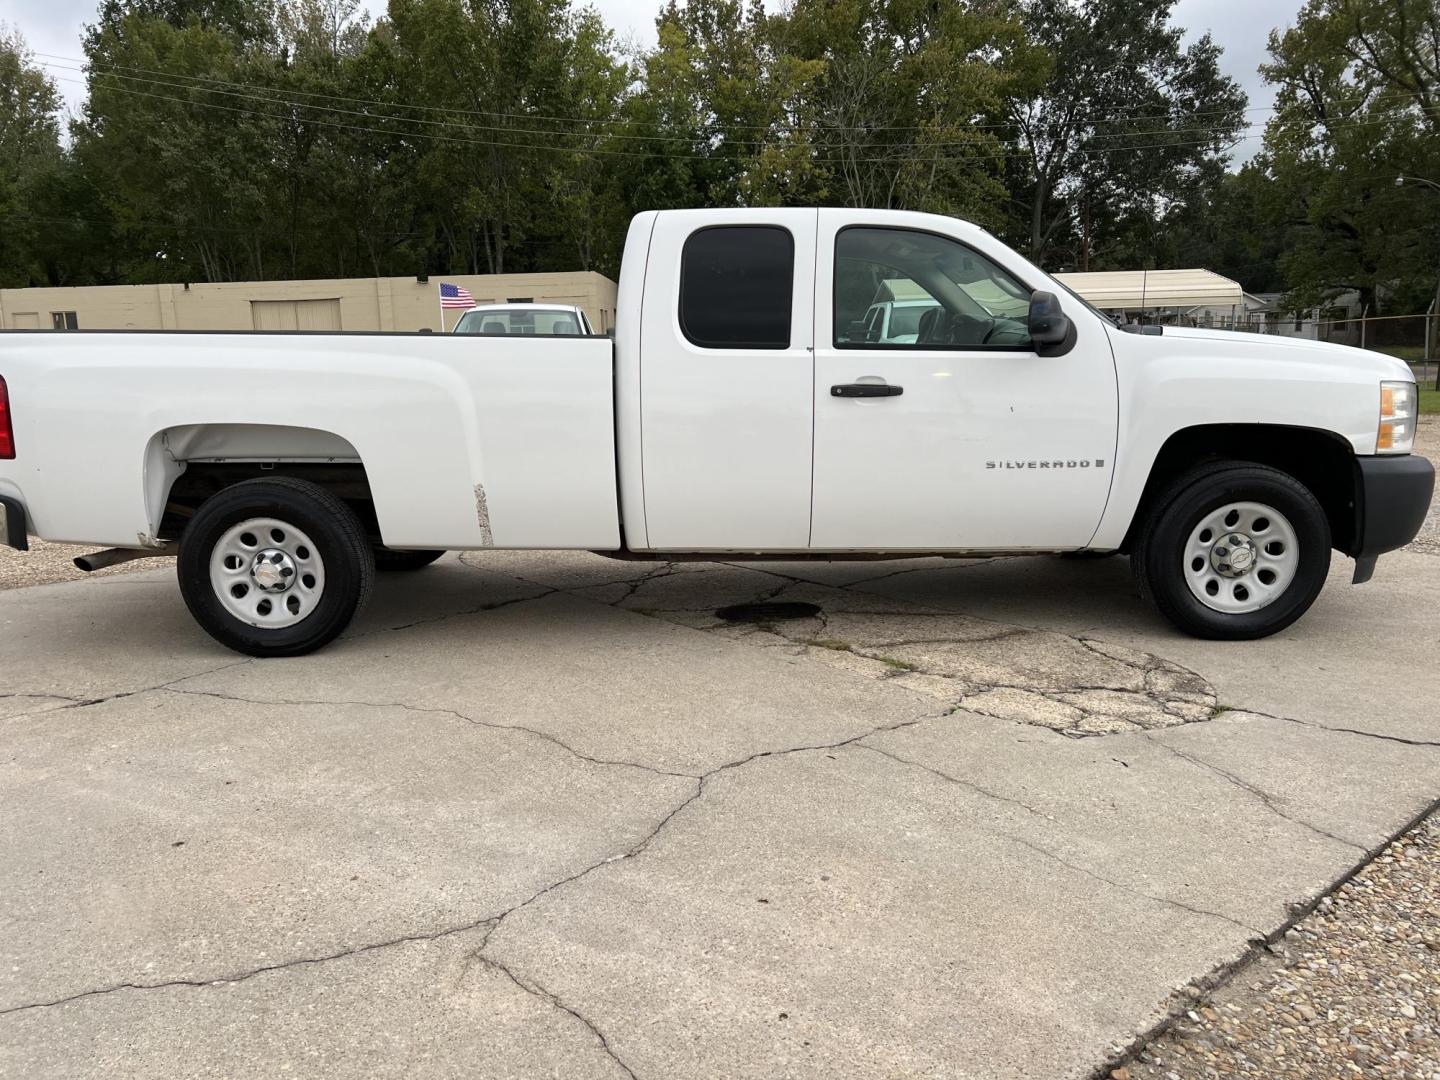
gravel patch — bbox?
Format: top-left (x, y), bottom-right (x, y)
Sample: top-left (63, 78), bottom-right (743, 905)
top-left (0, 538), bottom-right (169, 591)
top-left (1120, 811), bottom-right (1440, 1080)
top-left (1408, 416), bottom-right (1439, 557)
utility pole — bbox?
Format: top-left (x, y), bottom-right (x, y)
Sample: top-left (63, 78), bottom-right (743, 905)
top-left (1082, 187), bottom-right (1091, 273)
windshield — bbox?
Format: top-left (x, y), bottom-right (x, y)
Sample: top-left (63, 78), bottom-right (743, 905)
top-left (455, 309), bottom-right (584, 335)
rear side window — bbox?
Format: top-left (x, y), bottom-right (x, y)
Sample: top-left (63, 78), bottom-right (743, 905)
top-left (679, 226), bottom-right (793, 349)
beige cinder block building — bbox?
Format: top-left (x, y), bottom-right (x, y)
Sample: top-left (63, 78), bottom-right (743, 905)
top-left (0, 271), bottom-right (619, 334)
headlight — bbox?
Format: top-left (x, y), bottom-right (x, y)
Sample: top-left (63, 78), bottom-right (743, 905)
top-left (1377, 381), bottom-right (1416, 454)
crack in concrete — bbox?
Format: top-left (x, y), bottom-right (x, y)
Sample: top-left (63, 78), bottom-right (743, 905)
top-left (160, 686), bottom-right (696, 780)
top-left (1142, 734), bottom-right (1367, 853)
top-left (473, 948), bottom-right (639, 1080)
top-left (479, 711), bottom-right (943, 944)
top-left (1235, 708), bottom-right (1440, 750)
top-left (846, 631), bottom-right (1033, 648)
top-left (716, 556), bottom-right (1019, 590)
top-left (945, 680), bottom-right (1216, 739)
top-left (347, 586), bottom-right (559, 637)
top-left (573, 561), bottom-right (1221, 739)
top-left (3, 659), bottom-right (255, 724)
top-left (463, 710), bottom-right (947, 1069)
top-left (0, 919), bottom-right (502, 1017)
top-left (1004, 834), bottom-right (1265, 937)
top-left (1091, 794), bottom-right (1440, 1080)
top-left (850, 742), bottom-right (1263, 937)
top-left (0, 696), bottom-right (944, 1074)
top-left (851, 742), bottom-right (1054, 820)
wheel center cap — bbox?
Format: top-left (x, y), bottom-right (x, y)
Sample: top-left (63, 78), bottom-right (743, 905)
top-left (1211, 533), bottom-right (1256, 578)
top-left (250, 549), bottom-right (297, 593)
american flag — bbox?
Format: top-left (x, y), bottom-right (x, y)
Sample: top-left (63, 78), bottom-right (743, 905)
top-left (439, 282), bottom-right (475, 309)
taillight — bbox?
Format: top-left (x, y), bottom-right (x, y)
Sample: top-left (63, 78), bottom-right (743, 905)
top-left (0, 376), bottom-right (14, 459)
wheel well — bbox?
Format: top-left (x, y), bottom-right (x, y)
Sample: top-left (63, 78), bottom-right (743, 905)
top-left (1122, 425), bottom-right (1356, 553)
top-left (159, 462), bottom-right (379, 542)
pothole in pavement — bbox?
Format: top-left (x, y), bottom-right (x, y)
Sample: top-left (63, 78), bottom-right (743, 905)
top-left (459, 554), bottom-right (1223, 737)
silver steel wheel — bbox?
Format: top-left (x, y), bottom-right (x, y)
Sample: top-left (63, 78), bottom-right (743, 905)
top-left (1183, 500), bottom-right (1299, 614)
top-left (209, 517), bottom-right (326, 628)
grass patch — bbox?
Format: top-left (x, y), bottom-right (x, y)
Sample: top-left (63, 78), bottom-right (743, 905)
top-left (1378, 345), bottom-right (1426, 362)
top-left (807, 638), bottom-right (853, 652)
top-left (877, 655), bottom-right (920, 671)
top-left (1419, 387), bottom-right (1439, 415)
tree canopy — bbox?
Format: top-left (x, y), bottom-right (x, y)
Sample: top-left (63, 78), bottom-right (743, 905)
top-left (0, 0), bottom-right (1433, 316)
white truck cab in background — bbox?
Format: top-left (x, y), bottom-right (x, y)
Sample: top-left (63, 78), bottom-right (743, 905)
top-left (452, 303), bottom-right (595, 337)
top-left (0, 207), bottom-right (1432, 656)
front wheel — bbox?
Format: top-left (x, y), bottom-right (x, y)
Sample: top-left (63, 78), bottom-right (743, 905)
top-left (178, 478), bottom-right (375, 657)
top-left (1134, 462), bottom-right (1331, 640)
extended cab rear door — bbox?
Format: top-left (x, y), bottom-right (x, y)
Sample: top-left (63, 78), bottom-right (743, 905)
top-left (637, 209), bottom-right (818, 550)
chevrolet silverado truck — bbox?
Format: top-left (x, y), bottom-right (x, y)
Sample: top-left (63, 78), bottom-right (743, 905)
top-left (0, 209), bottom-right (1432, 656)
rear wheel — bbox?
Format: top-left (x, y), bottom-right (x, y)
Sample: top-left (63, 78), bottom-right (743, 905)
top-left (373, 547), bottom-right (445, 572)
top-left (1134, 461), bottom-right (1331, 639)
top-left (178, 478), bottom-right (374, 657)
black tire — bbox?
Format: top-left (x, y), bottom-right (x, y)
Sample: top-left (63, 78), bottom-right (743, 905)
top-left (1133, 461), bottom-right (1331, 640)
top-left (373, 547), bottom-right (446, 572)
top-left (178, 478), bottom-right (375, 657)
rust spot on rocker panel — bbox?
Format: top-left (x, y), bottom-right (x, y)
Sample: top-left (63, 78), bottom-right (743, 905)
top-left (473, 484), bottom-right (495, 547)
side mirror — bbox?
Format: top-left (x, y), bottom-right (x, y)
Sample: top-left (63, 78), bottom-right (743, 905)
top-left (1028, 291), bottom-right (1071, 346)
top-left (844, 320), bottom-right (870, 343)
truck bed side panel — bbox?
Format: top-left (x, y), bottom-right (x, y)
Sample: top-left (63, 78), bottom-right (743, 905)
top-left (0, 332), bottom-right (620, 551)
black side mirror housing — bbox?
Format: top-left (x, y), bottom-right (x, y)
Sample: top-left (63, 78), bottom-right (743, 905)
top-left (1028, 291), bottom-right (1076, 356)
top-left (1028, 291), bottom-right (1070, 344)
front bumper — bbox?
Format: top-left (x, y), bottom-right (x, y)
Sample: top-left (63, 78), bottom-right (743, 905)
top-left (0, 495), bottom-right (28, 551)
top-left (1348, 454), bottom-right (1434, 582)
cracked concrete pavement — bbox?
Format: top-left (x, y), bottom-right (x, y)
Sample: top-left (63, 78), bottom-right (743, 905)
top-left (1, 545), bottom-right (1437, 1078)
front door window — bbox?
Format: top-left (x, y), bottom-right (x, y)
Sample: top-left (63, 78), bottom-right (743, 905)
top-left (833, 228), bottom-right (1033, 350)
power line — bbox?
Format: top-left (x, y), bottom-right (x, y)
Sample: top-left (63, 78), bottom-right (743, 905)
top-left (71, 61), bottom-right (1264, 146)
top-left (37, 49), bottom-right (1276, 137)
top-left (49, 70), bottom-right (1266, 164)
top-left (42, 53), bottom-right (1438, 167)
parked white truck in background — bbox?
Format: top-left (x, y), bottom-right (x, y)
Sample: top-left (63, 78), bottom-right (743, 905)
top-left (0, 209), bottom-right (1432, 656)
top-left (452, 303), bottom-right (595, 336)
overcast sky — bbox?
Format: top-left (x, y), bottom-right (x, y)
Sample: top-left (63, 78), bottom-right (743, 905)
top-left (13, 0), bottom-right (1293, 161)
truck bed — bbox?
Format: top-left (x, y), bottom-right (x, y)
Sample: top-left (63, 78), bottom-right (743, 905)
top-left (0, 330), bottom-right (620, 551)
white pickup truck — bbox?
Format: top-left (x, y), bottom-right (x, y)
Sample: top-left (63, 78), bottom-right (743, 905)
top-left (0, 209), bottom-right (1432, 656)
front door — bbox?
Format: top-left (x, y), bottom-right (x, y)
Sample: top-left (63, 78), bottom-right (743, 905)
top-left (810, 213), bottom-right (1118, 550)
top-left (639, 210), bottom-right (818, 550)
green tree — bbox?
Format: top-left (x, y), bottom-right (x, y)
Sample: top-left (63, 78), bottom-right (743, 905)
top-left (1162, 163), bottom-right (1287, 293)
top-left (1002, 0), bottom-right (1246, 269)
top-left (386, 0), bottom-right (630, 275)
top-left (781, 0), bottom-right (1036, 220)
top-left (0, 26), bottom-right (66, 287)
top-left (75, 3), bottom-right (282, 281)
top-left (1260, 0), bottom-right (1440, 315)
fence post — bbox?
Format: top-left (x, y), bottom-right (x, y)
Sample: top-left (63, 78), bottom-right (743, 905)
top-left (1360, 305), bottom-right (1368, 350)
top-left (1422, 300), bottom-right (1434, 371)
